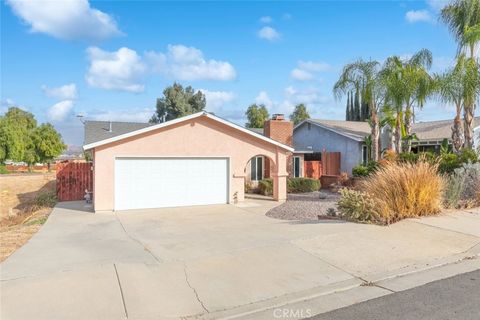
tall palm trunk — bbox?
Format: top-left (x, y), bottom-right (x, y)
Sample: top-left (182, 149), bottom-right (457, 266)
top-left (404, 105), bottom-right (413, 152)
top-left (371, 108), bottom-right (380, 161)
top-left (452, 103), bottom-right (464, 153)
top-left (464, 105), bottom-right (475, 148)
top-left (395, 113), bottom-right (402, 153)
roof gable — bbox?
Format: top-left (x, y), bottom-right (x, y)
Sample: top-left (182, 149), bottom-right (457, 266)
top-left (83, 112), bottom-right (294, 152)
top-left (294, 119), bottom-right (369, 142)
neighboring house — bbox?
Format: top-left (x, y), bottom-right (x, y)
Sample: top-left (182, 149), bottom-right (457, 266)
top-left (294, 119), bottom-right (370, 175)
top-left (83, 112), bottom-right (294, 212)
top-left (294, 116), bottom-right (480, 175)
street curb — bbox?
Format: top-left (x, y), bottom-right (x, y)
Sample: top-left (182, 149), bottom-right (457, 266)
top-left (198, 254), bottom-right (480, 320)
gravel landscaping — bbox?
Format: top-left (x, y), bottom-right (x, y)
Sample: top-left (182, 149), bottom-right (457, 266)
top-left (266, 190), bottom-right (341, 221)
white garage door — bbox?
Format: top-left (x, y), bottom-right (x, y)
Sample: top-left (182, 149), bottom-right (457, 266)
top-left (115, 158), bottom-right (229, 210)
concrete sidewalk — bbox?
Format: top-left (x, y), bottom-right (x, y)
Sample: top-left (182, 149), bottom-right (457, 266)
top-left (1, 201), bottom-right (479, 320)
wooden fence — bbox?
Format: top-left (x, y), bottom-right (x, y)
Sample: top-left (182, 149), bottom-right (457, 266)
top-left (56, 162), bottom-right (93, 201)
top-left (303, 161), bottom-right (322, 179)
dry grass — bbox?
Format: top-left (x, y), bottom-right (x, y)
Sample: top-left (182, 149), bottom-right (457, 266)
top-left (360, 161), bottom-right (445, 224)
top-left (0, 174), bottom-right (56, 261)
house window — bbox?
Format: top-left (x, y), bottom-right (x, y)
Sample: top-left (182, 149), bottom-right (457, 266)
top-left (362, 145), bottom-right (368, 165)
top-left (250, 156), bottom-right (264, 181)
top-left (293, 156), bottom-right (301, 178)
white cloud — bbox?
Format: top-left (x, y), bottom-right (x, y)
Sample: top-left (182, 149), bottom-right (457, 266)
top-left (161, 45), bottom-right (236, 81)
top-left (259, 16), bottom-right (273, 23)
top-left (48, 100), bottom-right (74, 122)
top-left (6, 0), bottom-right (121, 41)
top-left (255, 91), bottom-right (274, 108)
top-left (426, 0), bottom-right (450, 11)
top-left (201, 89), bottom-right (236, 109)
top-left (258, 26), bottom-right (281, 42)
top-left (291, 60), bottom-right (331, 81)
top-left (86, 47), bottom-right (146, 93)
top-left (297, 60), bottom-right (332, 72)
top-left (86, 45), bottom-right (236, 92)
top-left (291, 68), bottom-right (314, 81)
top-left (405, 10), bottom-right (434, 23)
top-left (42, 83), bottom-right (77, 100)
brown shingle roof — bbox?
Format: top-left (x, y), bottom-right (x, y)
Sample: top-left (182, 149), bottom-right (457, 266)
top-left (412, 117), bottom-right (480, 141)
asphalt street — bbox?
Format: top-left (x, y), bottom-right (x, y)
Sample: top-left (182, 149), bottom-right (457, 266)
top-left (310, 269), bottom-right (480, 320)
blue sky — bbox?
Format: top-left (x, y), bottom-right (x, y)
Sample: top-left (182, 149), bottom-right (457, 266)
top-left (1, 0), bottom-right (454, 146)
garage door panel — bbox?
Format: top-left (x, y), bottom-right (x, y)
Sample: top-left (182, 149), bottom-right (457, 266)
top-left (115, 158), bottom-right (228, 210)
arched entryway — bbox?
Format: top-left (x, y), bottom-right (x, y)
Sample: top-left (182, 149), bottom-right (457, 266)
top-left (244, 154), bottom-right (276, 199)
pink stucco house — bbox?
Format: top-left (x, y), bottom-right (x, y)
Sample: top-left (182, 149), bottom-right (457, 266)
top-left (83, 112), bottom-right (298, 212)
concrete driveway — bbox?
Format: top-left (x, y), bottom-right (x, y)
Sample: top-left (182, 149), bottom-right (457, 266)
top-left (1, 201), bottom-right (479, 320)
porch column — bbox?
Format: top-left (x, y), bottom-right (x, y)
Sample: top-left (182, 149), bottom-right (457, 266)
top-left (273, 149), bottom-right (288, 201)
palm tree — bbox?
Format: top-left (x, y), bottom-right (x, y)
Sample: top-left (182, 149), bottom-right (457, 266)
top-left (441, 0), bottom-right (480, 148)
top-left (434, 57), bottom-right (467, 152)
top-left (334, 60), bottom-right (385, 160)
top-left (380, 49), bottom-right (434, 152)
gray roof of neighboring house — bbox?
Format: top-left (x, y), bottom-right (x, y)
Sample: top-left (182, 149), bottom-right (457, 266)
top-left (300, 117), bottom-right (480, 143)
top-left (412, 117), bottom-right (480, 141)
top-left (306, 119), bottom-right (371, 141)
top-left (84, 121), bottom-right (153, 145)
top-left (248, 128), bottom-right (264, 135)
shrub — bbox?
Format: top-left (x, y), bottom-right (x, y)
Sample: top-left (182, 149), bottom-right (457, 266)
top-left (352, 161), bottom-right (379, 177)
top-left (458, 148), bottom-right (479, 164)
top-left (456, 162), bottom-right (480, 207)
top-left (360, 161), bottom-right (445, 224)
top-left (352, 165), bottom-right (369, 177)
top-left (443, 173), bottom-right (465, 209)
top-left (337, 188), bottom-right (385, 224)
top-left (34, 192), bottom-right (57, 208)
top-left (258, 179), bottom-right (273, 196)
top-left (439, 153), bottom-right (461, 174)
top-left (398, 152), bottom-right (419, 163)
top-left (287, 177), bottom-right (320, 193)
top-left (0, 165), bottom-right (9, 174)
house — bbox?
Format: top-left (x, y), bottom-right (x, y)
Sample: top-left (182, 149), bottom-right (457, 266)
top-left (83, 112), bottom-right (296, 212)
top-left (294, 116), bottom-right (480, 175)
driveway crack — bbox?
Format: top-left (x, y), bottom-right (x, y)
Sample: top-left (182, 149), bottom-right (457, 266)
top-left (114, 213), bottom-right (162, 264)
top-left (183, 263), bottom-right (209, 313)
top-left (114, 264), bottom-right (129, 319)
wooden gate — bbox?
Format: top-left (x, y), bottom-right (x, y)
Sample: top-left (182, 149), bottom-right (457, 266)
top-left (321, 151), bottom-right (341, 176)
top-left (56, 162), bottom-right (93, 201)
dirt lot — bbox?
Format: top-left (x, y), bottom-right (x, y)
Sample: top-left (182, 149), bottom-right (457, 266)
top-left (0, 173), bottom-right (56, 262)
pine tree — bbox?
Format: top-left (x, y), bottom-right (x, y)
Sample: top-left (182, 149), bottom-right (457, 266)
top-left (354, 87), bottom-right (361, 121)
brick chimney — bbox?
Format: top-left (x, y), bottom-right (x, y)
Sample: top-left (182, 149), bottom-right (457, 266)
top-left (264, 114), bottom-right (293, 146)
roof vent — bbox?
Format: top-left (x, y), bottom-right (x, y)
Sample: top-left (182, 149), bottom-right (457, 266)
top-left (272, 114), bottom-right (285, 121)
top-left (108, 121), bottom-right (112, 133)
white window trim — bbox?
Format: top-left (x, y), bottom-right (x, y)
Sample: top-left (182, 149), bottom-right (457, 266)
top-left (251, 156), bottom-right (264, 181)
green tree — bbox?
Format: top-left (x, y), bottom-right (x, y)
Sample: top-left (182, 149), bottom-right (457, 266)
top-left (345, 92), bottom-right (351, 120)
top-left (0, 107), bottom-right (36, 163)
top-left (0, 107), bottom-right (65, 170)
top-left (441, 0), bottom-right (480, 149)
top-left (34, 123), bottom-right (67, 170)
top-left (380, 49), bottom-right (433, 152)
top-left (290, 103), bottom-right (310, 125)
top-left (245, 104), bottom-right (269, 128)
top-left (354, 86), bottom-right (361, 121)
top-left (334, 59), bottom-right (386, 161)
top-left (150, 83), bottom-right (206, 123)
